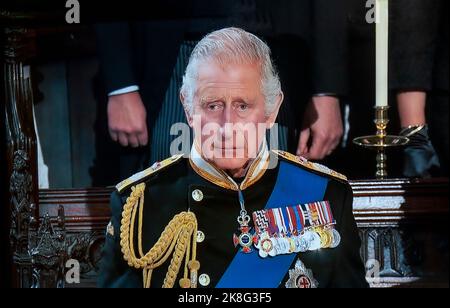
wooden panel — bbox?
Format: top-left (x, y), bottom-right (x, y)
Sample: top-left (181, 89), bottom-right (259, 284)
top-left (352, 178), bottom-right (449, 226)
top-left (39, 188), bottom-right (112, 231)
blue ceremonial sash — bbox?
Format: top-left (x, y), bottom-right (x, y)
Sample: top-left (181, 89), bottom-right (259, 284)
top-left (216, 161), bottom-right (328, 288)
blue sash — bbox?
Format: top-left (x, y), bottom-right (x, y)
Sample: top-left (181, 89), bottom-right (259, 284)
top-left (216, 161), bottom-right (328, 288)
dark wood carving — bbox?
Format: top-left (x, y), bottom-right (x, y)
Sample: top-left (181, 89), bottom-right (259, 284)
top-left (351, 178), bottom-right (449, 287)
top-left (30, 208), bottom-right (66, 288)
top-left (38, 189), bottom-right (112, 287)
top-left (4, 25), bottom-right (39, 288)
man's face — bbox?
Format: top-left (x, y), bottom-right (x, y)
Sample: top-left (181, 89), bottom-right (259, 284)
top-left (184, 60), bottom-right (280, 172)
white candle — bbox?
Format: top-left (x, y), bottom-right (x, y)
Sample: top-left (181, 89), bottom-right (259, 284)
top-left (376, 0), bottom-right (389, 107)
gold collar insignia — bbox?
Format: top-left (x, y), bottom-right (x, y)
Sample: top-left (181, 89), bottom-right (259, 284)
top-left (189, 140), bottom-right (270, 191)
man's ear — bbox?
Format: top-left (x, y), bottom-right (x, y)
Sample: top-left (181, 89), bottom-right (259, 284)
top-left (180, 92), bottom-right (193, 127)
top-left (266, 91), bottom-right (284, 129)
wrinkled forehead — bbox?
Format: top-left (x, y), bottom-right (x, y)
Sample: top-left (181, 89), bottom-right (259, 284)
top-left (194, 60), bottom-right (263, 99)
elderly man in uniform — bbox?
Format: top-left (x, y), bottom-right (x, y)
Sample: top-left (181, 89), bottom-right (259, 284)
top-left (98, 28), bottom-right (367, 288)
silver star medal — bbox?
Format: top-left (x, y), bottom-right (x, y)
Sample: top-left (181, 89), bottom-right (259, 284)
top-left (278, 236), bottom-right (291, 255)
top-left (285, 259), bottom-right (319, 289)
top-left (330, 228), bottom-right (341, 248)
top-left (303, 230), bottom-right (321, 251)
top-left (293, 234), bottom-right (309, 253)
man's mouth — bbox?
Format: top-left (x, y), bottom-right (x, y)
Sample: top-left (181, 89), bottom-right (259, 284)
top-left (212, 146), bottom-right (246, 158)
top-left (214, 147), bottom-right (244, 151)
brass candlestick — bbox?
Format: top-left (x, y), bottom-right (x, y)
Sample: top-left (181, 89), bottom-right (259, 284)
top-left (353, 106), bottom-right (409, 179)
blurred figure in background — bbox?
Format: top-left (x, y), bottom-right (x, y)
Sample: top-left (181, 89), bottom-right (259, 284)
top-left (390, 0), bottom-right (448, 178)
top-left (93, 1), bottom-right (241, 184)
top-left (248, 0), bottom-right (348, 162)
top-left (93, 0), bottom-right (350, 185)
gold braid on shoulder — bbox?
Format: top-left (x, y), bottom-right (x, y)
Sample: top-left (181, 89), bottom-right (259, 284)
top-left (120, 183), bottom-right (200, 288)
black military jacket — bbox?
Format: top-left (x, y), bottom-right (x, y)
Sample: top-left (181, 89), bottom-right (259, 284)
top-left (98, 151), bottom-right (368, 288)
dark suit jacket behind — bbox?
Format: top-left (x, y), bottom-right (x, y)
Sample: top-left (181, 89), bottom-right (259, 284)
top-left (95, 1), bottom-right (244, 118)
top-left (95, 0), bottom-right (350, 117)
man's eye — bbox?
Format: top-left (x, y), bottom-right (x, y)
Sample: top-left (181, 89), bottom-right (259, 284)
top-left (236, 103), bottom-right (249, 112)
top-left (207, 103), bottom-right (223, 111)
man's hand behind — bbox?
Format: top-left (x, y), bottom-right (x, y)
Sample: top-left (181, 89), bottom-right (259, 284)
top-left (297, 96), bottom-right (343, 160)
top-left (107, 92), bottom-right (148, 147)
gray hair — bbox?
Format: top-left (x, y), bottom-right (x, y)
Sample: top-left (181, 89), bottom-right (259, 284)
top-left (180, 27), bottom-right (282, 116)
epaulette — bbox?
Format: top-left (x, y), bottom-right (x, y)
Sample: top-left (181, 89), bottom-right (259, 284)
top-left (272, 150), bottom-right (348, 182)
top-left (115, 154), bottom-right (184, 193)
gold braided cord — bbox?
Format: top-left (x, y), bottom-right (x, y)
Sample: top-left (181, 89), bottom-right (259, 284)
top-left (163, 226), bottom-right (192, 287)
top-left (183, 228), bottom-right (192, 279)
top-left (138, 189), bottom-right (145, 257)
top-left (120, 183), bottom-right (200, 288)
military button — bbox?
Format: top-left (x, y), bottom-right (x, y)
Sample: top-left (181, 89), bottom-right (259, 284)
top-left (197, 230), bottom-right (205, 243)
top-left (198, 274), bottom-right (210, 287)
top-left (192, 189), bottom-right (204, 202)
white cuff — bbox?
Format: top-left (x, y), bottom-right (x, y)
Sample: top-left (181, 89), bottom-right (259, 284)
top-left (313, 93), bottom-right (338, 98)
top-left (108, 85), bottom-right (139, 96)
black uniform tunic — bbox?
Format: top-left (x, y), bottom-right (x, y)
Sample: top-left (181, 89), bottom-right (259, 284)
top-left (98, 153), bottom-right (368, 288)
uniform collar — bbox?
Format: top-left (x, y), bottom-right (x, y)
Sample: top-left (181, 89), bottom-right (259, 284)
top-left (189, 139), bottom-right (270, 191)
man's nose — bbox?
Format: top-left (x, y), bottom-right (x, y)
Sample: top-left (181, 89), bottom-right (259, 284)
top-left (221, 104), bottom-right (235, 125)
top-left (219, 105), bottom-right (235, 140)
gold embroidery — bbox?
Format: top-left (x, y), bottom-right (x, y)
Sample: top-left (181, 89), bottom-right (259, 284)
top-left (272, 150), bottom-right (348, 182)
top-left (190, 141), bottom-right (270, 191)
top-left (116, 154), bottom-right (184, 193)
top-left (241, 158), bottom-right (270, 190)
top-left (189, 159), bottom-right (237, 191)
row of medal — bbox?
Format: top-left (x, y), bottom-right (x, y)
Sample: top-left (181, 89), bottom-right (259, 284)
top-left (251, 201), bottom-right (341, 258)
top-left (254, 227), bottom-right (341, 258)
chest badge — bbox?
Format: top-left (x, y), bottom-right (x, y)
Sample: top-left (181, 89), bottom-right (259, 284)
top-left (285, 259), bottom-right (318, 289)
top-left (232, 190), bottom-right (256, 254)
top-left (233, 211), bottom-right (256, 253)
